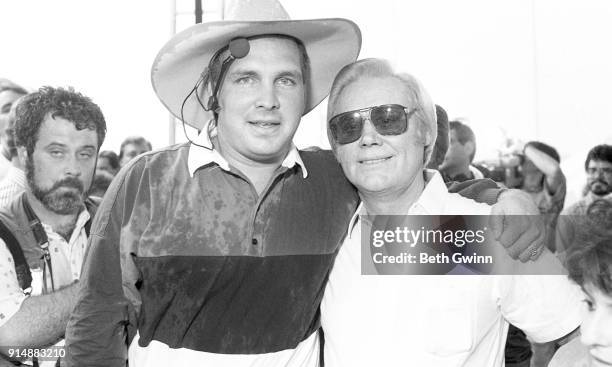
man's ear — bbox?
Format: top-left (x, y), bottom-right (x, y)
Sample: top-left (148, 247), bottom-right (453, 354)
top-left (464, 141), bottom-right (475, 158)
top-left (424, 129), bottom-right (434, 147)
top-left (419, 125), bottom-right (434, 148)
top-left (17, 146), bottom-right (27, 167)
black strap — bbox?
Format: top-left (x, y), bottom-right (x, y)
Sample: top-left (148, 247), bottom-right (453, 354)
top-left (83, 196), bottom-right (100, 236)
top-left (1, 196), bottom-right (100, 292)
top-left (318, 327), bottom-right (325, 367)
top-left (22, 195), bottom-right (54, 292)
top-left (0, 219), bottom-right (32, 292)
top-left (22, 195), bottom-right (49, 246)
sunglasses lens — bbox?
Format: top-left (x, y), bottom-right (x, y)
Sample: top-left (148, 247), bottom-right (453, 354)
top-left (330, 105), bottom-right (412, 144)
top-left (371, 105), bottom-right (407, 135)
top-left (331, 112), bottom-right (363, 144)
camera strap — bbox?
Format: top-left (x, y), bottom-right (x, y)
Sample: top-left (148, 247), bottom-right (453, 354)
top-left (21, 195), bottom-right (55, 293)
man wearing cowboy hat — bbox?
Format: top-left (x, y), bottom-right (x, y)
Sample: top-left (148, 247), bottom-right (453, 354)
top-left (66, 2), bottom-right (361, 366)
top-left (66, 1), bottom-right (549, 366)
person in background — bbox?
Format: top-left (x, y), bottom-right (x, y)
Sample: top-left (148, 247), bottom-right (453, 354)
top-left (439, 120), bottom-right (488, 182)
top-left (520, 141), bottom-right (566, 221)
top-left (0, 86), bottom-right (106, 365)
top-left (557, 144), bottom-right (612, 256)
top-left (89, 169), bottom-right (115, 198)
top-left (549, 199), bottom-right (612, 367)
top-left (0, 98), bottom-right (27, 207)
top-left (97, 150), bottom-right (120, 176)
top-left (118, 136), bottom-right (152, 167)
top-left (0, 80), bottom-right (28, 181)
top-left (425, 105), bottom-right (449, 170)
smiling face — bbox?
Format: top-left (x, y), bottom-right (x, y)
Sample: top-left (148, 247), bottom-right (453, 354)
top-left (580, 283), bottom-right (612, 366)
top-left (330, 76), bottom-right (429, 195)
top-left (215, 37), bottom-right (306, 166)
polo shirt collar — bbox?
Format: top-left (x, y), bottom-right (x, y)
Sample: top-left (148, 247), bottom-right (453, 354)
top-left (412, 169), bottom-right (448, 214)
top-left (347, 169), bottom-right (447, 237)
top-left (187, 119), bottom-right (308, 178)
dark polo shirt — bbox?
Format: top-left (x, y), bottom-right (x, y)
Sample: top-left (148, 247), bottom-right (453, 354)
top-left (65, 142), bottom-right (358, 366)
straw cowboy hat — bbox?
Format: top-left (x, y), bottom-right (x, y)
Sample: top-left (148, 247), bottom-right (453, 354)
top-left (151, 0), bottom-right (361, 130)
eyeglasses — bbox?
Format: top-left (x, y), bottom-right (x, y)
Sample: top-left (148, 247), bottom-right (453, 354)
top-left (328, 104), bottom-right (418, 145)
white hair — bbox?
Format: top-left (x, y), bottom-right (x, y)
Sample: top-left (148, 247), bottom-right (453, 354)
top-left (327, 58), bottom-right (437, 165)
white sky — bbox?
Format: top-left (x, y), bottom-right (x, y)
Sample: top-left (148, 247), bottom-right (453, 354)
top-left (1, 0), bottom-right (611, 203)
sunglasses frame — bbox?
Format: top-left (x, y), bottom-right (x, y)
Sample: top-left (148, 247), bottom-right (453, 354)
top-left (329, 104), bottom-right (418, 145)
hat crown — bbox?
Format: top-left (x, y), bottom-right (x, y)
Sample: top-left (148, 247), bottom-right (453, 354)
top-left (224, 0), bottom-right (290, 21)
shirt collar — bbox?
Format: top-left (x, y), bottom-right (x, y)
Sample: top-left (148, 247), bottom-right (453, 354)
top-left (187, 119), bottom-right (308, 178)
top-left (40, 209), bottom-right (90, 239)
top-left (412, 169), bottom-right (448, 214)
top-left (346, 169), bottom-right (448, 237)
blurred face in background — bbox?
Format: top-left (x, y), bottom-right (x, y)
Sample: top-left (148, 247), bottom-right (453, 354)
top-left (520, 158), bottom-right (544, 193)
top-left (0, 89), bottom-right (25, 132)
top-left (440, 128), bottom-right (471, 172)
top-left (97, 156), bottom-right (118, 176)
top-left (587, 160), bottom-right (612, 197)
top-left (119, 142), bottom-right (150, 167)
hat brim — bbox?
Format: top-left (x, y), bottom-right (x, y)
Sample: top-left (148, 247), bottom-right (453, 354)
top-left (151, 18), bottom-right (361, 130)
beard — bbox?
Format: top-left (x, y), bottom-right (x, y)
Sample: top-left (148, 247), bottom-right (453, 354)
top-left (26, 158), bottom-right (86, 215)
top-left (589, 179), bottom-right (612, 196)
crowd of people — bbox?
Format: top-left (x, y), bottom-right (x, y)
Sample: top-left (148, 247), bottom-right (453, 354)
top-left (0, 0), bottom-right (610, 366)
top-left (432, 105), bottom-right (612, 366)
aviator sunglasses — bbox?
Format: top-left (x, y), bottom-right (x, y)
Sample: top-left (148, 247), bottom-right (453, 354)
top-left (328, 104), bottom-right (418, 145)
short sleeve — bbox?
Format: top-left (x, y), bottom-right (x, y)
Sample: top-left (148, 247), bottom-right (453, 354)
top-left (0, 240), bottom-right (28, 327)
top-left (497, 253), bottom-right (582, 342)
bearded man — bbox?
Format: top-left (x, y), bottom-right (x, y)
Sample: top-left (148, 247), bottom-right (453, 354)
top-left (0, 86), bottom-right (105, 365)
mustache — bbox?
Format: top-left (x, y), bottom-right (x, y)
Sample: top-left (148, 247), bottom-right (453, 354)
top-left (50, 176), bottom-right (85, 193)
top-left (590, 179), bottom-right (610, 187)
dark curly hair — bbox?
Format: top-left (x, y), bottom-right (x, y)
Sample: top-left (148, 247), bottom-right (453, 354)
top-left (13, 86), bottom-right (106, 156)
top-left (585, 144), bottom-right (612, 170)
top-left (98, 150), bottom-right (120, 171)
top-left (566, 199), bottom-right (612, 295)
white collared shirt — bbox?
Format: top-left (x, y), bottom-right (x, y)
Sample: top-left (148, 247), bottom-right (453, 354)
top-left (321, 170), bottom-right (582, 367)
top-left (187, 120), bottom-right (307, 178)
top-left (0, 208), bottom-right (91, 328)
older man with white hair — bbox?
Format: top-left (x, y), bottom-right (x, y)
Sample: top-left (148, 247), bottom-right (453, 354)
top-left (320, 58), bottom-right (582, 366)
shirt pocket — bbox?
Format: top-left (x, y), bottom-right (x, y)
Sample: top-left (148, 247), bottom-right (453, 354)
top-left (424, 283), bottom-right (475, 357)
